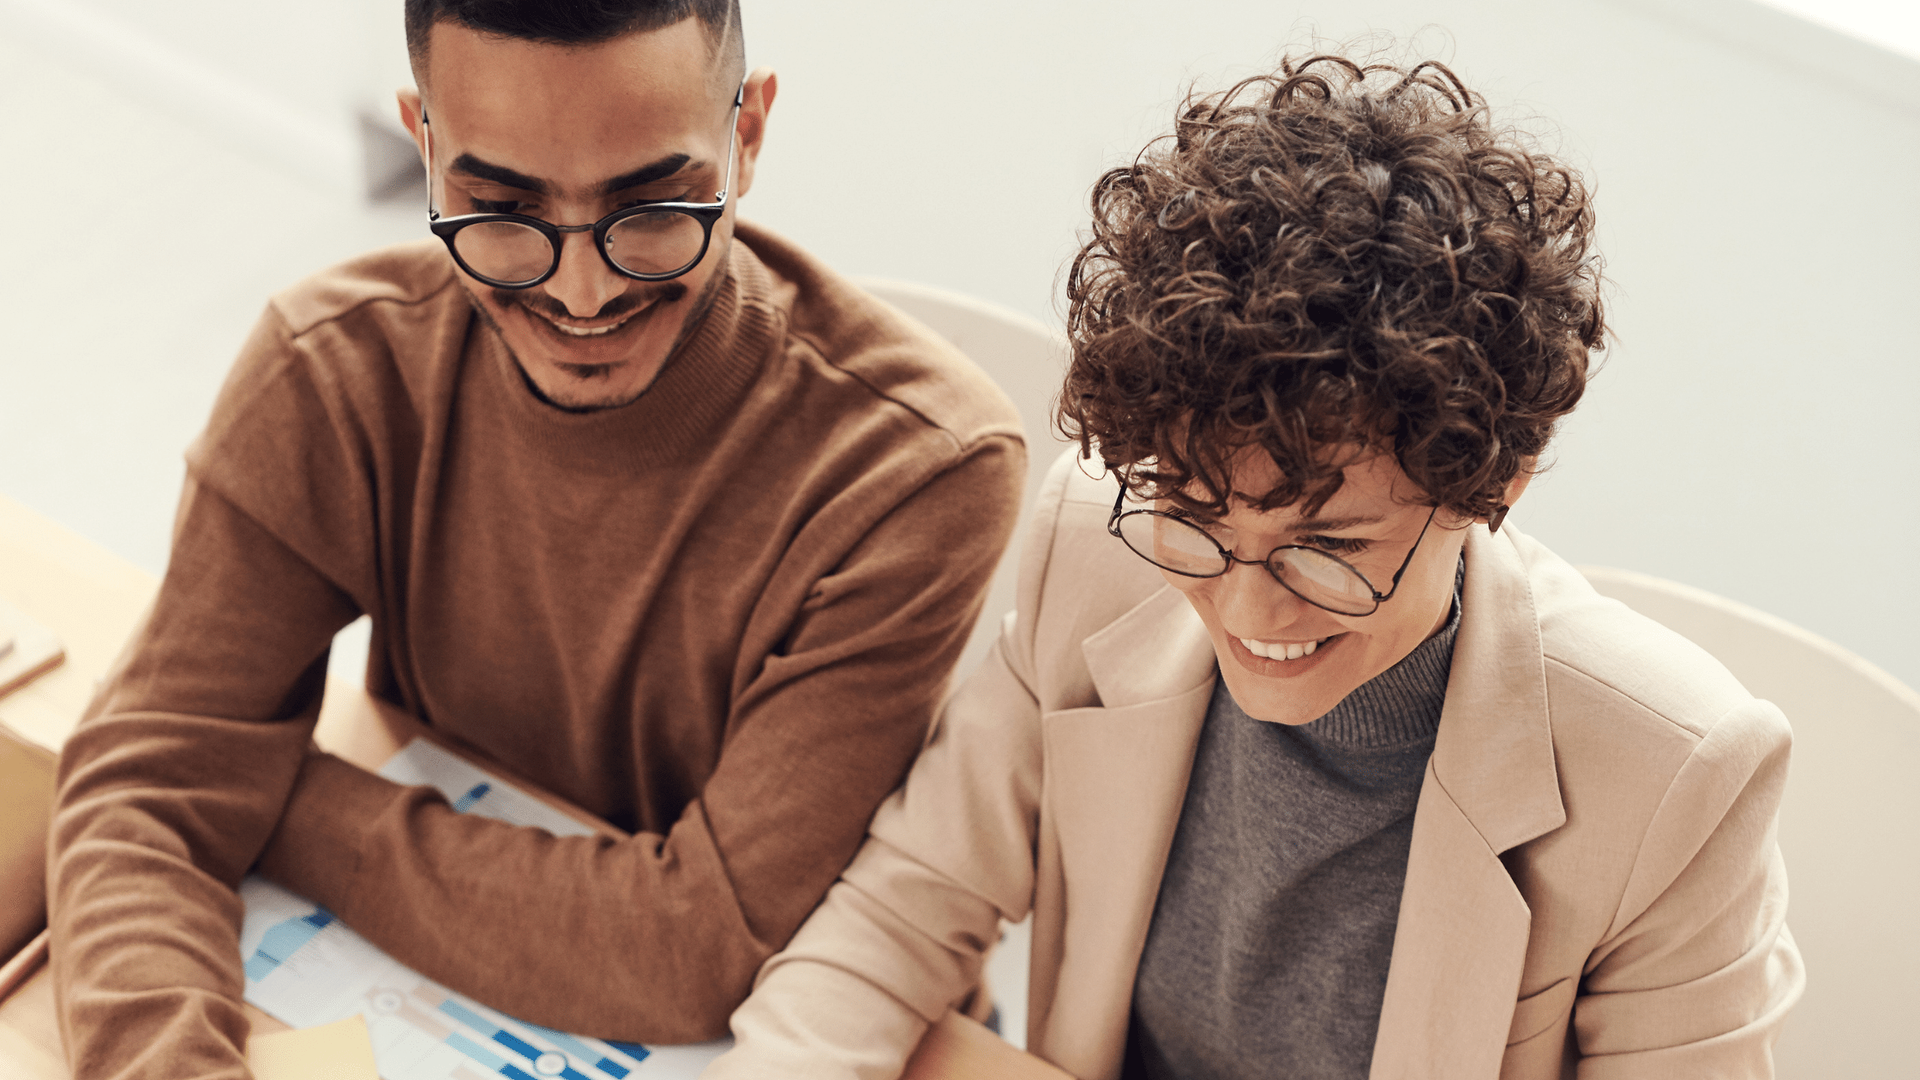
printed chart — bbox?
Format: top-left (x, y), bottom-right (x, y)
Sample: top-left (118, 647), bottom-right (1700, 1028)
top-left (238, 740), bottom-right (731, 1080)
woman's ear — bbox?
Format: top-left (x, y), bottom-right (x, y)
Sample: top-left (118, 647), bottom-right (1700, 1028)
top-left (1486, 459), bottom-right (1538, 533)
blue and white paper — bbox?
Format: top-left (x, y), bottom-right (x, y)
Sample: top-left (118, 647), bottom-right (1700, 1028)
top-left (239, 739), bottom-right (730, 1080)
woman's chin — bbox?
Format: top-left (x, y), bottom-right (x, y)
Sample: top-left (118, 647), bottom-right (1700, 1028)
top-left (1214, 657), bottom-right (1357, 726)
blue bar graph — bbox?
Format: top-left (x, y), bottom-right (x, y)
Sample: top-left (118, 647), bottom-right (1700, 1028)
top-left (452, 782), bottom-right (492, 813)
top-left (243, 909), bottom-right (335, 982)
top-left (606, 1041), bottom-right (653, 1066)
top-left (525, 1025), bottom-right (639, 1077)
top-left (446, 1032), bottom-right (507, 1071)
top-left (436, 995), bottom-right (631, 1080)
top-left (438, 998), bottom-right (496, 1034)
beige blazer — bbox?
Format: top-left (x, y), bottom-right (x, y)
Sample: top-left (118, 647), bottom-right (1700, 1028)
top-left (709, 453), bottom-right (1802, 1080)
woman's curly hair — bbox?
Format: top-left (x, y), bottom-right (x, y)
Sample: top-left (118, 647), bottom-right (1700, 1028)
top-left (1060, 53), bottom-right (1604, 518)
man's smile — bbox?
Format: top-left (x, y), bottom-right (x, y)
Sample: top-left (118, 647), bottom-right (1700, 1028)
top-left (527, 302), bottom-right (650, 339)
top-left (503, 290), bottom-right (680, 364)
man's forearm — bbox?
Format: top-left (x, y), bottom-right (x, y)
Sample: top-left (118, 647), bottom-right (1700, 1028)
top-left (50, 711), bottom-right (319, 1079)
top-left (257, 751), bottom-right (768, 1044)
top-left (49, 478), bottom-right (361, 1079)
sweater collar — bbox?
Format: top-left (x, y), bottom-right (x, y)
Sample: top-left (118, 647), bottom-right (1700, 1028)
top-left (472, 238), bottom-right (780, 475)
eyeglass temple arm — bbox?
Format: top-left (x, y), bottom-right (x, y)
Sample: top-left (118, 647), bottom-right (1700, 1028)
top-left (714, 81), bottom-right (746, 202)
top-left (420, 110), bottom-right (443, 221)
top-left (1377, 504), bottom-right (1441, 600)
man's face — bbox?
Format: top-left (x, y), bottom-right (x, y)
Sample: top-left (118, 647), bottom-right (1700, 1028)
top-left (404, 19), bottom-right (771, 410)
top-left (1161, 450), bottom-right (1476, 726)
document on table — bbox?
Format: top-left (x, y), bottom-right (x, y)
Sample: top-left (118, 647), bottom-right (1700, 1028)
top-left (238, 739), bottom-right (731, 1080)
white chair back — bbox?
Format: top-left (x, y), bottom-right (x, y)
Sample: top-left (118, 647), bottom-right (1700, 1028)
top-left (857, 278), bottom-right (1070, 684)
top-left (1580, 566), bottom-right (1920, 1079)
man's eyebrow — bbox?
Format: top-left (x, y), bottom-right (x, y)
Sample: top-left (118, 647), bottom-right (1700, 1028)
top-left (446, 152), bottom-right (697, 198)
top-left (449, 153), bottom-right (548, 195)
top-left (600, 153), bottom-right (694, 195)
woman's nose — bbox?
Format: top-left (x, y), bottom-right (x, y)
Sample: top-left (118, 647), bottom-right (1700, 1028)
top-left (1208, 559), bottom-right (1311, 627)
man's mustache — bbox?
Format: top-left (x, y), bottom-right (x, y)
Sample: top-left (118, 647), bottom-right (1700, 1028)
top-left (492, 281), bottom-right (689, 322)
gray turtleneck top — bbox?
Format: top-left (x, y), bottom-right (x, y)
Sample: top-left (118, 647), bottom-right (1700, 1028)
top-left (1123, 572), bottom-right (1462, 1080)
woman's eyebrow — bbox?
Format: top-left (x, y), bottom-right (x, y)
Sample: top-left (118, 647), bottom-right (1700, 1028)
top-left (1289, 513), bottom-right (1386, 532)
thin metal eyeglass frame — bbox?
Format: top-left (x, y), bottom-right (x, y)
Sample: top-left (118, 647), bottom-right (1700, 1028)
top-left (1105, 482), bottom-right (1440, 616)
top-left (421, 81), bottom-right (746, 288)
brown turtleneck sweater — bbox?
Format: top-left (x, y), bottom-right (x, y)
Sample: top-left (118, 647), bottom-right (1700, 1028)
top-left (47, 221), bottom-right (1024, 1079)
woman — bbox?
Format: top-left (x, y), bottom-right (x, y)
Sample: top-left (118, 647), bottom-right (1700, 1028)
top-left (705, 52), bottom-right (1801, 1080)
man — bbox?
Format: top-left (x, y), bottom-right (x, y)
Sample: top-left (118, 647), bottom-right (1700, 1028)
top-left (48, 1), bottom-right (1024, 1075)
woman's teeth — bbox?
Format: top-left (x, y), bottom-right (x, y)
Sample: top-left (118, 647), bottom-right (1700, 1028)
top-left (1239, 636), bottom-right (1328, 661)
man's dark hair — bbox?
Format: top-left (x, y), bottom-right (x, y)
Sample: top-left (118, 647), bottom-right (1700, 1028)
top-left (404, 0), bottom-right (743, 87)
top-left (1061, 51), bottom-right (1604, 520)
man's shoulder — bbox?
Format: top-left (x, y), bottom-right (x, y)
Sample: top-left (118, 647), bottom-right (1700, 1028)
top-left (736, 222), bottom-right (1023, 453)
top-left (193, 241), bottom-right (465, 485)
top-left (268, 238), bottom-right (463, 339)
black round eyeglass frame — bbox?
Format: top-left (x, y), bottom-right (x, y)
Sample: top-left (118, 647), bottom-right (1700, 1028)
top-left (421, 83), bottom-right (745, 289)
top-left (1105, 481), bottom-right (1440, 616)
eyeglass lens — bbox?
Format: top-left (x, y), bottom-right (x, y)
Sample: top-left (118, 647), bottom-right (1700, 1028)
top-left (450, 211), bottom-right (710, 287)
top-left (1114, 512), bottom-right (1380, 615)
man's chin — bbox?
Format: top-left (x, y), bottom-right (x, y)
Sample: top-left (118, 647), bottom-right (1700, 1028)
top-left (465, 294), bottom-right (667, 411)
top-left (518, 358), bottom-right (650, 411)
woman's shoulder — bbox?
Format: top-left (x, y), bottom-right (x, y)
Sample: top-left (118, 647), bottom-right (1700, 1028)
top-left (1502, 527), bottom-right (1781, 749)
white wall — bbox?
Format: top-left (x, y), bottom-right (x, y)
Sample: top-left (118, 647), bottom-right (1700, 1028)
top-left (1, 0), bottom-right (1916, 696)
top-left (736, 0), bottom-right (1920, 691)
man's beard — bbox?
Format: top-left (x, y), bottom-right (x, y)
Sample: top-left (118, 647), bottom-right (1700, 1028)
top-left (465, 244), bottom-right (732, 412)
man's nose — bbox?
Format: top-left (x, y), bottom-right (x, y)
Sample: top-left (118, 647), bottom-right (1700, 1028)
top-left (542, 230), bottom-right (627, 318)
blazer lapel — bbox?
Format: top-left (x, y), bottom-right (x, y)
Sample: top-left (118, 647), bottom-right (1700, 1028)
top-left (1036, 584), bottom-right (1216, 1080)
top-left (1371, 527), bottom-right (1568, 1079)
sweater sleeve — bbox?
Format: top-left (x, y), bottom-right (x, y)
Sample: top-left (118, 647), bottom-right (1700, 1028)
top-left (253, 435), bottom-right (1026, 1044)
top-left (48, 479), bottom-right (360, 1080)
top-left (700, 451), bottom-right (1072, 1080)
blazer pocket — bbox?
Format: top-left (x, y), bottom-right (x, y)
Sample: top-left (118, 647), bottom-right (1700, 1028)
top-left (1506, 977), bottom-right (1577, 1046)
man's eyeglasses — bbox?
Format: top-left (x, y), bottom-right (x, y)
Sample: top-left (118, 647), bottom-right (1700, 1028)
top-left (421, 83), bottom-right (745, 289)
top-left (1106, 481), bottom-right (1439, 616)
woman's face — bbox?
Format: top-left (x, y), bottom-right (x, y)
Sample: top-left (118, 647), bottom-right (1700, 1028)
top-left (1160, 450), bottom-right (1478, 725)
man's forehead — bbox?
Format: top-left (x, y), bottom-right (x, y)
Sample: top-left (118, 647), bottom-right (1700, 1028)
top-left (423, 17), bottom-right (729, 164)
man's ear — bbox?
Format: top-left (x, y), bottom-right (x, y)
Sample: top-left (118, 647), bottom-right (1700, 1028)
top-left (397, 87), bottom-right (427, 159)
top-left (730, 66), bottom-right (778, 201)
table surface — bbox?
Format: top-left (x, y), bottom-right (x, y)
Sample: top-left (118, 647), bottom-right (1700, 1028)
top-left (0, 494), bottom-right (158, 755)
